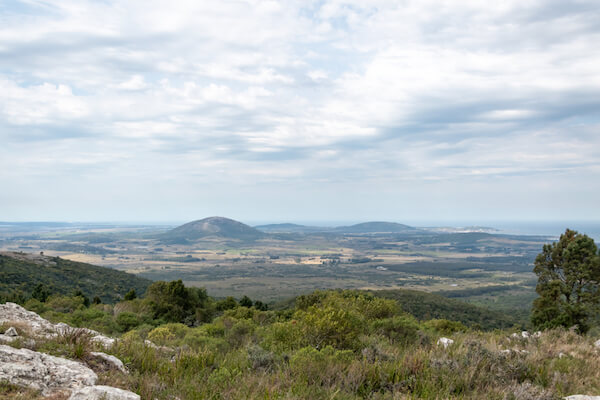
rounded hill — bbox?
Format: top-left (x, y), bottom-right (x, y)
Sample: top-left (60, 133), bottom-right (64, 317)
top-left (164, 217), bottom-right (266, 241)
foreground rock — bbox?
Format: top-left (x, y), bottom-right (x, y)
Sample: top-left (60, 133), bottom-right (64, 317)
top-left (564, 396), bottom-right (600, 400)
top-left (0, 344), bottom-right (139, 398)
top-left (69, 385), bottom-right (140, 400)
top-left (0, 302), bottom-right (115, 347)
top-left (0, 344), bottom-right (97, 395)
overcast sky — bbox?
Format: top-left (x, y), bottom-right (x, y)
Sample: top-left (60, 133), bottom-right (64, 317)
top-left (1, 0), bottom-right (599, 224)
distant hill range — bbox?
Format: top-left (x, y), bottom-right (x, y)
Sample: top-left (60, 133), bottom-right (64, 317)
top-left (334, 221), bottom-right (418, 234)
top-left (163, 217), bottom-right (266, 242)
top-left (255, 221), bottom-right (419, 234)
top-left (0, 252), bottom-right (151, 304)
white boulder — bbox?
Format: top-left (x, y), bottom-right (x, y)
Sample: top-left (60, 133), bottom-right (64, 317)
top-left (69, 385), bottom-right (140, 400)
top-left (594, 339), bottom-right (600, 348)
top-left (564, 396), bottom-right (600, 400)
top-left (437, 337), bottom-right (454, 348)
top-left (0, 344), bottom-right (97, 395)
top-left (89, 352), bottom-right (128, 374)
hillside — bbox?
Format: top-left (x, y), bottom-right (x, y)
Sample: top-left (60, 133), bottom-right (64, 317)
top-left (0, 252), bottom-right (150, 303)
top-left (369, 289), bottom-right (521, 329)
top-left (335, 221), bottom-right (418, 234)
top-left (163, 216), bottom-right (266, 242)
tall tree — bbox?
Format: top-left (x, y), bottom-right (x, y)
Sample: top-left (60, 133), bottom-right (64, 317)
top-left (532, 229), bottom-right (600, 333)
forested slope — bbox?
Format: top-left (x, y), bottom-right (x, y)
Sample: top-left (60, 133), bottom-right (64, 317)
top-left (0, 252), bottom-right (150, 303)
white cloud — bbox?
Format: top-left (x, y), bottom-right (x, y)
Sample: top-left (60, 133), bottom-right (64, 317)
top-left (0, 0), bottom-right (599, 220)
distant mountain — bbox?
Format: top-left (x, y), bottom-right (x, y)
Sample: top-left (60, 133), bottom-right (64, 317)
top-left (254, 223), bottom-right (328, 233)
top-left (164, 217), bottom-right (266, 241)
top-left (334, 221), bottom-right (418, 234)
top-left (0, 252), bottom-right (151, 304)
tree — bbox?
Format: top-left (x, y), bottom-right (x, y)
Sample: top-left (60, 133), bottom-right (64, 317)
top-left (532, 229), bottom-right (600, 333)
top-left (124, 289), bottom-right (137, 301)
top-left (239, 295), bottom-right (253, 308)
top-left (31, 283), bottom-right (50, 302)
top-left (72, 289), bottom-right (90, 307)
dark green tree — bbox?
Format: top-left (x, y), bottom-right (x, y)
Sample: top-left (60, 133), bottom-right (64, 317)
top-left (145, 280), bottom-right (210, 325)
top-left (254, 300), bottom-right (268, 311)
top-left (72, 289), bottom-right (90, 307)
top-left (92, 296), bottom-right (102, 305)
top-left (239, 295), bottom-right (253, 308)
top-left (532, 229), bottom-right (600, 333)
top-left (31, 283), bottom-right (50, 302)
top-left (124, 289), bottom-right (137, 301)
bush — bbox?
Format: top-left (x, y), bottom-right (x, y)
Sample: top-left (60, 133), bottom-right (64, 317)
top-left (147, 323), bottom-right (189, 346)
top-left (370, 315), bottom-right (421, 345)
top-left (423, 319), bottom-right (467, 335)
top-left (116, 312), bottom-right (142, 332)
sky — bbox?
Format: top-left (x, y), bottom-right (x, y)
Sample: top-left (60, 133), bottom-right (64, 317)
top-left (1, 0), bottom-right (599, 224)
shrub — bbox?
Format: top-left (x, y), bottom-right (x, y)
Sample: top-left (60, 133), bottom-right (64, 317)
top-left (147, 323), bottom-right (189, 346)
top-left (370, 315), bottom-right (421, 345)
top-left (423, 318), bottom-right (467, 335)
top-left (116, 312), bottom-right (142, 332)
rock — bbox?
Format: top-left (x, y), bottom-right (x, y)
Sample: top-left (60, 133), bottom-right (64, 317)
top-left (559, 352), bottom-right (566, 358)
top-left (0, 334), bottom-right (20, 343)
top-left (0, 302), bottom-right (56, 336)
top-left (0, 344), bottom-right (97, 395)
top-left (91, 334), bottom-right (116, 348)
top-left (500, 348), bottom-right (529, 356)
top-left (437, 337), bottom-right (454, 348)
top-left (533, 331), bottom-right (542, 338)
top-left (89, 352), bottom-right (127, 374)
top-left (0, 334), bottom-right (17, 343)
top-left (594, 339), bottom-right (600, 348)
top-left (521, 331), bottom-right (530, 339)
top-left (69, 385), bottom-right (140, 400)
top-left (5, 327), bottom-right (19, 337)
top-left (564, 396), bottom-right (600, 400)
top-left (0, 302), bottom-right (116, 348)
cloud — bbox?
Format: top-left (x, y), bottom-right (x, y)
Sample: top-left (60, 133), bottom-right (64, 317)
top-left (0, 0), bottom-right (599, 221)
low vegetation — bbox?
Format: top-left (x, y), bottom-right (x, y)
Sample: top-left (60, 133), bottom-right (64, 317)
top-left (5, 286), bottom-right (600, 399)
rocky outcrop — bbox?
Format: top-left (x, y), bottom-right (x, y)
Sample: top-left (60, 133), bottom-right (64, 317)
top-left (0, 303), bottom-right (139, 399)
top-left (0, 344), bottom-right (97, 395)
top-left (0, 302), bottom-right (115, 347)
top-left (0, 344), bottom-right (139, 398)
top-left (0, 302), bottom-right (56, 336)
top-left (69, 385), bottom-right (140, 400)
